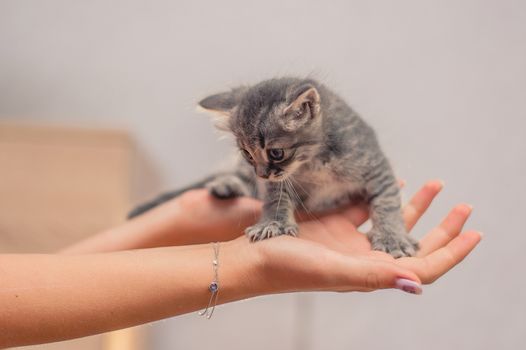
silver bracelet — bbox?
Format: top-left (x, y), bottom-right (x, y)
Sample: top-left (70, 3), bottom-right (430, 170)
top-left (198, 242), bottom-right (220, 319)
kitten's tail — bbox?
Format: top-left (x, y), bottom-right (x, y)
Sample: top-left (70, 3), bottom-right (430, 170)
top-left (127, 177), bottom-right (213, 219)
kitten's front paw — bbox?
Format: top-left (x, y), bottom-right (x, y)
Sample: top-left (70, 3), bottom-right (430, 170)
top-left (206, 175), bottom-right (250, 199)
top-left (245, 220), bottom-right (298, 241)
top-left (367, 228), bottom-right (419, 258)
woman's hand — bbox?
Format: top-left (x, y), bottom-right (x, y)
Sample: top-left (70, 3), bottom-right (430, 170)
top-left (248, 180), bottom-right (482, 294)
top-left (133, 180), bottom-right (483, 294)
top-left (158, 179), bottom-right (480, 295)
top-left (63, 180), bottom-right (481, 295)
top-left (38, 180), bottom-right (480, 349)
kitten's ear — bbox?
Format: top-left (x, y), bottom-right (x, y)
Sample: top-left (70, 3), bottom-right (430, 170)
top-left (198, 92), bottom-right (237, 117)
top-left (281, 85), bottom-right (321, 131)
top-left (197, 87), bottom-right (246, 131)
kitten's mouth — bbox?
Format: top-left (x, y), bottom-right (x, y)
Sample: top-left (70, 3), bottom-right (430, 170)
top-left (267, 172), bottom-right (287, 182)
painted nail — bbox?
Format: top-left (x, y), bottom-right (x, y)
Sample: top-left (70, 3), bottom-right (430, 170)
top-left (395, 278), bottom-right (423, 295)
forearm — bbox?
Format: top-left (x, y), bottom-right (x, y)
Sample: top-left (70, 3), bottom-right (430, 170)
top-left (60, 200), bottom-right (191, 254)
top-left (60, 215), bottom-right (178, 254)
top-left (0, 238), bottom-right (262, 348)
top-left (61, 190), bottom-right (261, 254)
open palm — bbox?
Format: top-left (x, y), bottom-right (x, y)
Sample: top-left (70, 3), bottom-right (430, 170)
top-left (145, 180), bottom-right (481, 293)
top-left (254, 180), bottom-right (481, 293)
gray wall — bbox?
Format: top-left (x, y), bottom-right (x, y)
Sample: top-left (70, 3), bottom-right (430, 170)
top-left (1, 1), bottom-right (525, 349)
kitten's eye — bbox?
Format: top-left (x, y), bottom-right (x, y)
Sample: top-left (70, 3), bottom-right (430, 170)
top-left (241, 149), bottom-right (253, 161)
top-left (267, 148), bottom-right (285, 162)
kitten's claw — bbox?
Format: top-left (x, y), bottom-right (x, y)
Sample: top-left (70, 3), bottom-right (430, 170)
top-left (206, 175), bottom-right (250, 199)
top-left (245, 220), bottom-right (298, 241)
top-left (367, 229), bottom-right (419, 258)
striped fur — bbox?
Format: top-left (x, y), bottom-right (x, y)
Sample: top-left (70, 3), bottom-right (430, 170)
top-left (130, 77), bottom-right (418, 258)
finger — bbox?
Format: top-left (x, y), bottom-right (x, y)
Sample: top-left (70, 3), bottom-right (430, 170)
top-left (417, 204), bottom-right (472, 257)
top-left (399, 231), bottom-right (482, 284)
top-left (403, 180), bottom-right (444, 232)
top-left (346, 258), bottom-right (422, 292)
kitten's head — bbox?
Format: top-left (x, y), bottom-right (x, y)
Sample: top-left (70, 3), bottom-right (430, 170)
top-left (198, 78), bottom-right (323, 182)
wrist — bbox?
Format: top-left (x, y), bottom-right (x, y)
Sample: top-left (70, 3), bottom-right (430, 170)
top-left (220, 236), bottom-right (267, 300)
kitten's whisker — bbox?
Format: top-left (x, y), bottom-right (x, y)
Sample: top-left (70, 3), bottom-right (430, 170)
top-left (289, 176), bottom-right (310, 198)
top-left (288, 176), bottom-right (323, 226)
top-left (288, 176), bottom-right (308, 205)
top-left (288, 176), bottom-right (320, 186)
top-left (284, 180), bottom-right (300, 220)
top-left (248, 184), bottom-right (259, 225)
top-left (286, 177), bottom-right (321, 226)
top-left (275, 180), bottom-right (283, 220)
top-left (287, 179), bottom-right (309, 216)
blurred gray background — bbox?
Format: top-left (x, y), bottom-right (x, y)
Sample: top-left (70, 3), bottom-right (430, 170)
top-left (1, 0), bottom-right (525, 349)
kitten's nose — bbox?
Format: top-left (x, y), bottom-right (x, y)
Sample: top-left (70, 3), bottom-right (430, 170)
top-left (256, 167), bottom-right (270, 179)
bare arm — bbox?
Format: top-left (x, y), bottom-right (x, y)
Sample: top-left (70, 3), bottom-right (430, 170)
top-left (1, 181), bottom-right (481, 347)
top-left (0, 235), bottom-right (418, 348)
top-left (60, 192), bottom-right (262, 254)
top-left (1, 239), bottom-right (260, 348)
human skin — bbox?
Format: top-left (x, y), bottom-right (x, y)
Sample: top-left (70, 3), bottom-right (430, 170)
top-left (0, 181), bottom-right (481, 348)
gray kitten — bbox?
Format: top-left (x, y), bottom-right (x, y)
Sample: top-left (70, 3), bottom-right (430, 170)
top-left (130, 77), bottom-right (418, 258)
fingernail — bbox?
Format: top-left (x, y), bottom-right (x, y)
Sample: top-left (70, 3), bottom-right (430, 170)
top-left (395, 278), bottom-right (423, 295)
top-left (462, 203), bottom-right (473, 211)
